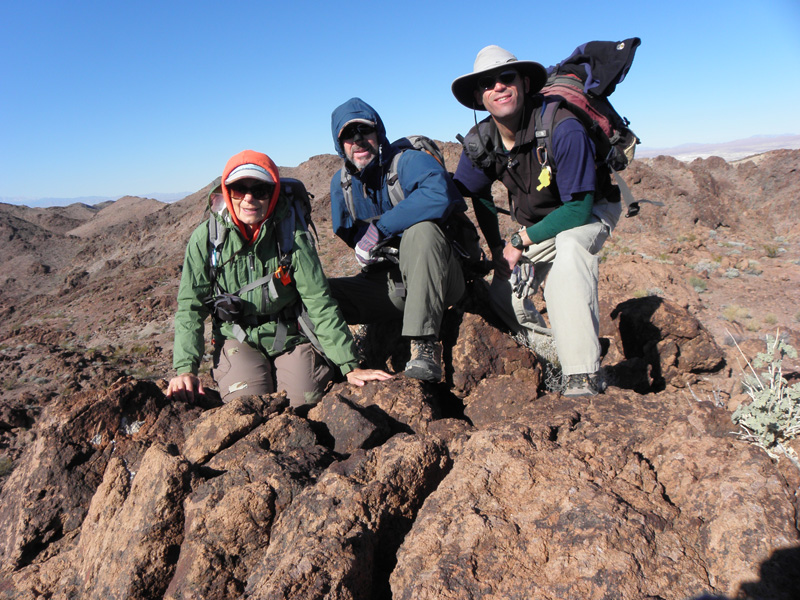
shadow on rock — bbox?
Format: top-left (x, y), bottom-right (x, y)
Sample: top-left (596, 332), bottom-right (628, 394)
top-left (737, 545), bottom-right (800, 600)
top-left (605, 296), bottom-right (725, 393)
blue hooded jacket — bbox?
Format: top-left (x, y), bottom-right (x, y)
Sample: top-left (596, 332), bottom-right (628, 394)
top-left (329, 97), bottom-right (465, 247)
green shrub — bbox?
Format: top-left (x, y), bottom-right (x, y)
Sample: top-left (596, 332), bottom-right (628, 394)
top-left (689, 276), bottom-right (707, 292)
top-left (722, 305), bottom-right (750, 322)
top-left (731, 333), bottom-right (800, 460)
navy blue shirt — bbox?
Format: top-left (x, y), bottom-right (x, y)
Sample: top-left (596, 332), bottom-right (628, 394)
top-left (454, 117), bottom-right (596, 205)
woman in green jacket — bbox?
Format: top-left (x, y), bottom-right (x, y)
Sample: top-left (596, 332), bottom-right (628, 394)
top-left (168, 150), bottom-right (391, 405)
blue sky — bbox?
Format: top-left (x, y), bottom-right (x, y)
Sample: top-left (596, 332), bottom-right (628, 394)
top-left (1, 0), bottom-right (798, 200)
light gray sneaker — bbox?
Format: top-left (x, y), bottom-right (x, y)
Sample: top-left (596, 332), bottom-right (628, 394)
top-left (562, 372), bottom-right (606, 397)
top-left (404, 338), bottom-right (443, 382)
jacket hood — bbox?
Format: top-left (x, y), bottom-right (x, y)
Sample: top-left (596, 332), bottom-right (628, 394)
top-left (214, 150), bottom-right (281, 243)
top-left (330, 98), bottom-right (390, 170)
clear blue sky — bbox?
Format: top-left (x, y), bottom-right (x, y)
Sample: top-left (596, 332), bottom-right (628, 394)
top-left (2, 0), bottom-right (798, 200)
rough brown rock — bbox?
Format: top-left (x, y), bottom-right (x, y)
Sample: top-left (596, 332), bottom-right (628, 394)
top-left (0, 377), bottom-right (197, 574)
top-left (166, 415), bottom-right (336, 600)
top-left (605, 295), bottom-right (726, 392)
top-left (390, 392), bottom-right (798, 600)
top-left (244, 434), bottom-right (451, 600)
top-left (449, 312), bottom-right (540, 397)
top-left (182, 393), bottom-right (287, 464)
top-left (307, 393), bottom-right (392, 455)
top-left (55, 444), bottom-right (190, 599)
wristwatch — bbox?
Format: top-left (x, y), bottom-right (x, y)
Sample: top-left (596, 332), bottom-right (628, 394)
top-left (509, 232), bottom-right (524, 250)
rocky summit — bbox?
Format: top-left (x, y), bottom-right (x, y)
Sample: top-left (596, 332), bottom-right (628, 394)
top-left (0, 147), bottom-right (799, 599)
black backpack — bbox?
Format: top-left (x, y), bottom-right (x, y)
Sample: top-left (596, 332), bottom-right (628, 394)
top-left (535, 37), bottom-right (661, 216)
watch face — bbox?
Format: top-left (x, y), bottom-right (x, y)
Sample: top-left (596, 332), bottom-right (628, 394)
top-left (511, 233), bottom-right (523, 249)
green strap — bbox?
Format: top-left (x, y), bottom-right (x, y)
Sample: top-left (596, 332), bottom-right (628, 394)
top-left (271, 321), bottom-right (288, 353)
top-left (236, 274), bottom-right (274, 297)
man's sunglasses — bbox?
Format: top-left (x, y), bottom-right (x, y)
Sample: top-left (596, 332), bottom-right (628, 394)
top-left (477, 70), bottom-right (519, 91)
top-left (339, 123), bottom-right (376, 142)
top-left (228, 182), bottom-right (275, 200)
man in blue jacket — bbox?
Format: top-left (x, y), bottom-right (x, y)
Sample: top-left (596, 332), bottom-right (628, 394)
top-left (328, 97), bottom-right (465, 381)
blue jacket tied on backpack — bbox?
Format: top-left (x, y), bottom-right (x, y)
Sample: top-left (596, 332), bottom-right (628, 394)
top-left (330, 97), bottom-right (465, 248)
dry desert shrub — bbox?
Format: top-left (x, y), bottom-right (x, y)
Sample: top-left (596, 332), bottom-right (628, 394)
top-left (730, 331), bottom-right (800, 465)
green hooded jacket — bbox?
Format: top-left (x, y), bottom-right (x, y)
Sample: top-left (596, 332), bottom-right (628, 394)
top-left (173, 166), bottom-right (359, 377)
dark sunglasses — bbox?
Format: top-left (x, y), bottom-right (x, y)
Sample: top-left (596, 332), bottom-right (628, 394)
top-left (228, 181), bottom-right (274, 200)
top-left (477, 69), bottom-right (519, 91)
top-left (339, 123), bottom-right (376, 142)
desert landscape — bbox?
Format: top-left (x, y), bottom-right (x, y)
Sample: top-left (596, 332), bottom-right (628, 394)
top-left (0, 145), bottom-right (798, 599)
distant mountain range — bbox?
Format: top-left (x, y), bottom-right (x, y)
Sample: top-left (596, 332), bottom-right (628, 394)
top-left (0, 192), bottom-right (190, 209)
top-left (636, 133), bottom-right (800, 162)
top-left (3, 134), bottom-right (799, 208)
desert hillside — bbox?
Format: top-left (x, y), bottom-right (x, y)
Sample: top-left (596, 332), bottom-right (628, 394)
top-left (0, 148), bottom-right (798, 599)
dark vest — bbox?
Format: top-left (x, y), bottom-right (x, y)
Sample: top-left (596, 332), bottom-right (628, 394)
top-left (462, 96), bottom-right (589, 227)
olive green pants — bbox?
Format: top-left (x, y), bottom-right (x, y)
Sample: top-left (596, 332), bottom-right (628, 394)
top-left (329, 221), bottom-right (465, 338)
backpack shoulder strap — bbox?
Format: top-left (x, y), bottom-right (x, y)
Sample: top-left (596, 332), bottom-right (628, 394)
top-left (208, 215), bottom-right (226, 253)
top-left (207, 215), bottom-right (228, 292)
top-left (533, 97), bottom-right (573, 171)
top-left (386, 151), bottom-right (405, 207)
top-left (534, 96), bottom-right (644, 217)
top-left (456, 118), bottom-right (502, 173)
top-left (386, 135), bottom-right (447, 207)
top-left (339, 168), bottom-right (360, 224)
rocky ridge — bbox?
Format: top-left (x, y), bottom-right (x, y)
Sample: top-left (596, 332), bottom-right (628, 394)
top-left (0, 148), bottom-right (799, 599)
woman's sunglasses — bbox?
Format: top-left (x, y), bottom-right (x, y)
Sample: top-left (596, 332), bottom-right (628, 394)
top-left (228, 182), bottom-right (274, 200)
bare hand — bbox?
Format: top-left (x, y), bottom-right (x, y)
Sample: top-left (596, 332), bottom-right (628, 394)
top-left (502, 242), bottom-right (524, 276)
top-left (167, 373), bottom-right (205, 402)
top-left (346, 368), bottom-right (394, 387)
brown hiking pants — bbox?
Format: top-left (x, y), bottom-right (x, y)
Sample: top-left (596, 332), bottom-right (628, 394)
top-left (212, 339), bottom-right (333, 407)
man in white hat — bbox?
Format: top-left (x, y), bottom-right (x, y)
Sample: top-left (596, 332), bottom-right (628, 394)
top-left (451, 45), bottom-right (622, 397)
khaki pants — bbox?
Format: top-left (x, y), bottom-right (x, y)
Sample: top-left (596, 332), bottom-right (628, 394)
top-left (212, 339), bottom-right (332, 407)
top-left (490, 200), bottom-right (621, 376)
top-left (330, 221), bottom-right (465, 338)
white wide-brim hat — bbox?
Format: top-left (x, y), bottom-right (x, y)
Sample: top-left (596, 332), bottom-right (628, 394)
top-left (451, 45), bottom-right (547, 110)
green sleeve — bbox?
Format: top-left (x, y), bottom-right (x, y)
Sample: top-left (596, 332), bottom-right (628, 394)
top-left (471, 196), bottom-right (504, 250)
top-left (173, 224), bottom-right (213, 375)
top-left (525, 191), bottom-right (594, 244)
top-left (290, 229), bottom-right (360, 374)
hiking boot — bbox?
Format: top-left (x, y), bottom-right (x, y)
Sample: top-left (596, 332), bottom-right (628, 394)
top-left (562, 372), bottom-right (605, 397)
top-left (404, 338), bottom-right (443, 382)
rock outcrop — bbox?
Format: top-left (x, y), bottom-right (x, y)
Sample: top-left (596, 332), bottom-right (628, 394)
top-left (2, 305), bottom-right (798, 599)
